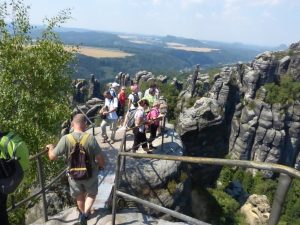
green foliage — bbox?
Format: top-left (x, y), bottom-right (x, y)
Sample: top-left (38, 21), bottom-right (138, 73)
top-left (208, 188), bottom-right (245, 225)
top-left (265, 75), bottom-right (300, 105)
top-left (0, 0), bottom-right (74, 150)
top-left (140, 81), bottom-right (179, 122)
top-left (247, 100), bottom-right (256, 110)
top-left (281, 179), bottom-right (300, 224)
top-left (218, 166), bottom-right (234, 188)
top-left (0, 1), bottom-right (76, 224)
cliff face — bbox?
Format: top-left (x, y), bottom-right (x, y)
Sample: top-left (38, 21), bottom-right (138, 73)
top-left (177, 41), bottom-right (300, 177)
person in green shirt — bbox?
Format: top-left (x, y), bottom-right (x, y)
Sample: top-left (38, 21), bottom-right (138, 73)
top-left (0, 130), bottom-right (29, 225)
top-left (143, 88), bottom-right (157, 108)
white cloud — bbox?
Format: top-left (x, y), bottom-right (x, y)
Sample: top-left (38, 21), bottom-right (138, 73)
top-left (262, 11), bottom-right (277, 21)
top-left (180, 0), bottom-right (206, 8)
top-left (251, 0), bottom-right (283, 6)
top-left (223, 0), bottom-right (241, 16)
top-left (195, 12), bottom-right (204, 19)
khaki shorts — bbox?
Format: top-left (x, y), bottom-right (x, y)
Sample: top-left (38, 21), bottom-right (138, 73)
top-left (68, 171), bottom-right (98, 198)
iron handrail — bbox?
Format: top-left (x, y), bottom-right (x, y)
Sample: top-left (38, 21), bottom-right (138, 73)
top-left (112, 118), bottom-right (298, 225)
top-left (7, 108), bottom-right (97, 222)
top-left (119, 152), bottom-right (300, 179)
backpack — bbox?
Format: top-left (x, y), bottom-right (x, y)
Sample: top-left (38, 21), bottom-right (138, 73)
top-left (67, 133), bottom-right (92, 180)
top-left (126, 109), bottom-right (138, 128)
top-left (132, 93), bottom-right (140, 108)
top-left (0, 132), bottom-right (29, 194)
top-left (147, 108), bottom-right (160, 126)
top-left (110, 89), bottom-right (117, 98)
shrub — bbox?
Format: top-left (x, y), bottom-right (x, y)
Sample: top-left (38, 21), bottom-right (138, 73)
top-left (265, 75), bottom-right (300, 105)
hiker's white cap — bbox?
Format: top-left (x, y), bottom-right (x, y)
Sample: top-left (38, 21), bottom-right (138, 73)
top-left (111, 82), bottom-right (120, 88)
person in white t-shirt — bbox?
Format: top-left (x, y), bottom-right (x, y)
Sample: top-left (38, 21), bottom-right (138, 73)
top-left (100, 91), bottom-right (118, 144)
top-left (128, 85), bottom-right (140, 110)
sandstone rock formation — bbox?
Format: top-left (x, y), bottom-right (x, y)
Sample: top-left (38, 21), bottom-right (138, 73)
top-left (241, 194), bottom-right (270, 225)
top-left (120, 126), bottom-right (190, 217)
top-left (176, 41), bottom-right (300, 178)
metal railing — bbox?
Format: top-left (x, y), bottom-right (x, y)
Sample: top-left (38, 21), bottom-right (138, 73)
top-left (111, 117), bottom-right (300, 225)
top-left (7, 107), bottom-right (98, 222)
top-left (6, 107), bottom-right (300, 225)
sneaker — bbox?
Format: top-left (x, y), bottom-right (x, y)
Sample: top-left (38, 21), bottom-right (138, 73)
top-left (110, 139), bottom-right (115, 144)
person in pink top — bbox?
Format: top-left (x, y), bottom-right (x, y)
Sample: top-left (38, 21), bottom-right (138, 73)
top-left (147, 100), bottom-right (163, 149)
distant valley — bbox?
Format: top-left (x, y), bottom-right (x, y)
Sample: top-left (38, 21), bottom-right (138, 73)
top-left (50, 28), bottom-right (286, 81)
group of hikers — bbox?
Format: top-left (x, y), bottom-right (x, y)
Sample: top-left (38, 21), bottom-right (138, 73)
top-left (99, 81), bottom-right (164, 153)
top-left (0, 81), bottom-right (165, 225)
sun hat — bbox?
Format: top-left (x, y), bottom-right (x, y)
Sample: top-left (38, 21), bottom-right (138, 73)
top-left (111, 82), bottom-right (120, 88)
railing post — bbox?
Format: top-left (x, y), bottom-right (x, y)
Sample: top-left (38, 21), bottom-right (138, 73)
top-left (122, 133), bottom-right (127, 171)
top-left (36, 155), bottom-right (48, 222)
top-left (112, 153), bottom-right (122, 225)
top-left (161, 116), bottom-right (166, 151)
top-left (268, 173), bottom-right (292, 225)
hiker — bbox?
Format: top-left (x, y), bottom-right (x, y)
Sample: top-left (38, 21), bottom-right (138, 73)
top-left (117, 86), bottom-right (127, 126)
top-left (127, 84), bottom-right (140, 110)
top-left (110, 82), bottom-right (119, 98)
top-left (144, 83), bottom-right (159, 98)
top-left (147, 100), bottom-right (163, 150)
top-left (0, 129), bottom-right (29, 225)
top-left (144, 87), bottom-right (157, 107)
top-left (100, 91), bottom-right (118, 144)
top-left (47, 114), bottom-right (105, 225)
top-left (132, 99), bottom-right (152, 153)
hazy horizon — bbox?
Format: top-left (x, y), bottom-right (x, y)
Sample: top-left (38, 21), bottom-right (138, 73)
top-left (21, 0), bottom-right (300, 47)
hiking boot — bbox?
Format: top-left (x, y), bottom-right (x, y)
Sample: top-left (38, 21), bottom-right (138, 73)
top-left (102, 137), bottom-right (108, 143)
top-left (79, 213), bottom-right (87, 225)
top-left (149, 145), bottom-right (156, 150)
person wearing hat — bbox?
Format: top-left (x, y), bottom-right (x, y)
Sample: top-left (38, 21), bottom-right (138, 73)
top-left (100, 91), bottom-right (118, 144)
top-left (110, 82), bottom-right (120, 98)
top-left (146, 100), bottom-right (163, 149)
top-left (47, 114), bottom-right (105, 225)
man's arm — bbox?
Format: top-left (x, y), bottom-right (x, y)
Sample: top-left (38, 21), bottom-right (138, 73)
top-left (46, 144), bottom-right (57, 160)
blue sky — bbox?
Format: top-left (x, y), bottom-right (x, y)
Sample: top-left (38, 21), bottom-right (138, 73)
top-left (22, 0), bottom-right (300, 46)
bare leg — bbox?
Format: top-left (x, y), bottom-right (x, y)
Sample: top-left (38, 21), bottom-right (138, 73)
top-left (76, 193), bottom-right (85, 213)
top-left (84, 195), bottom-right (96, 215)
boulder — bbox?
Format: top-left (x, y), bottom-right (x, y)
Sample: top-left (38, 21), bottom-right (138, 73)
top-left (241, 194), bottom-right (270, 225)
top-left (177, 97), bottom-right (223, 136)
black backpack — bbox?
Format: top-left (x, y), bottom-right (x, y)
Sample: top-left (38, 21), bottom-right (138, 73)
top-left (0, 133), bottom-right (26, 194)
top-left (67, 133), bottom-right (92, 180)
top-left (132, 93), bottom-right (140, 108)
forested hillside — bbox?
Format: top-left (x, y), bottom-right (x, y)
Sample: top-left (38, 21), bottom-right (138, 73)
top-left (36, 29), bottom-right (283, 81)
